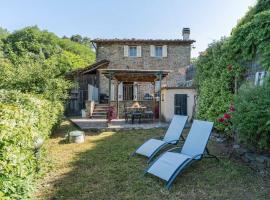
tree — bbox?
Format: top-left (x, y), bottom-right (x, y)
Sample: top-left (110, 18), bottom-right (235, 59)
top-left (70, 34), bottom-right (83, 43)
top-left (0, 26), bottom-right (95, 101)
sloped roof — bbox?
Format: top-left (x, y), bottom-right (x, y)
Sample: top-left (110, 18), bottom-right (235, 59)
top-left (66, 59), bottom-right (110, 77)
top-left (91, 38), bottom-right (195, 45)
top-left (82, 59), bottom-right (110, 74)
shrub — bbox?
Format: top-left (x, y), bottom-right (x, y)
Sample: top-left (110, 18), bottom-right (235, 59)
top-left (232, 83), bottom-right (270, 151)
top-left (0, 90), bottom-right (63, 199)
top-left (215, 104), bottom-right (235, 138)
top-left (195, 39), bottom-right (237, 124)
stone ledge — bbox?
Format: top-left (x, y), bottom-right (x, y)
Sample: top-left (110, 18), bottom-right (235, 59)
top-left (233, 145), bottom-right (270, 172)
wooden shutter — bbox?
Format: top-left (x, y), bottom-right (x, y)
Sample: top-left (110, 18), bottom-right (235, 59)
top-left (150, 45), bottom-right (155, 57)
top-left (260, 71), bottom-right (267, 86)
top-left (137, 46), bottom-right (141, 57)
top-left (254, 72), bottom-right (259, 86)
top-left (162, 45), bottom-right (167, 57)
top-left (124, 45), bottom-right (128, 57)
top-left (118, 82), bottom-right (123, 101)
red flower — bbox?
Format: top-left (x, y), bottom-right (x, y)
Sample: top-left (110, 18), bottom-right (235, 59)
top-left (218, 117), bottom-right (225, 123)
top-left (224, 113), bottom-right (231, 119)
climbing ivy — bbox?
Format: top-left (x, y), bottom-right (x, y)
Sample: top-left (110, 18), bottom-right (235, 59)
top-left (195, 0), bottom-right (270, 126)
top-left (195, 39), bottom-right (236, 122)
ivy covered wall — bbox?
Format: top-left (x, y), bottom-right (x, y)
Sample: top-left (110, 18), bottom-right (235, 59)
top-left (195, 0), bottom-right (270, 150)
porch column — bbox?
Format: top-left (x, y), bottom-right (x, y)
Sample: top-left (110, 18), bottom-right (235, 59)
top-left (152, 82), bottom-right (155, 121)
top-left (116, 81), bottom-right (119, 119)
top-left (159, 72), bottom-right (162, 123)
top-left (108, 73), bottom-right (112, 106)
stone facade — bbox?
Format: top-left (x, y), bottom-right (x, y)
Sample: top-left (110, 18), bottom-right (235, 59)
top-left (95, 42), bottom-right (192, 96)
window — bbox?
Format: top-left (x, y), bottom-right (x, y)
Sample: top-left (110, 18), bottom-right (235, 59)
top-left (150, 45), bottom-right (167, 57)
top-left (255, 71), bottom-right (267, 86)
top-left (155, 46), bottom-right (163, 57)
top-left (123, 82), bottom-right (134, 100)
top-left (129, 46), bottom-right (137, 57)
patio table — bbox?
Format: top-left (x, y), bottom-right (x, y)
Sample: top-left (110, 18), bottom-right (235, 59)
top-left (126, 107), bottom-right (146, 124)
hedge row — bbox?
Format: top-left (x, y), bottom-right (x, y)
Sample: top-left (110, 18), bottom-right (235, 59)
top-left (0, 90), bottom-right (63, 199)
top-left (232, 83), bottom-right (270, 151)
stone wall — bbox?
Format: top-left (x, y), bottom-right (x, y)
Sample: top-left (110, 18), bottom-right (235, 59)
top-left (96, 43), bottom-right (191, 96)
top-left (233, 145), bottom-right (270, 172)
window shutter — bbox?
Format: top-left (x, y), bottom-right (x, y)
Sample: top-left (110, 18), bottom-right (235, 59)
top-left (137, 46), bottom-right (141, 57)
top-left (254, 72), bottom-right (259, 86)
top-left (260, 71), bottom-right (266, 86)
top-left (150, 45), bottom-right (155, 57)
top-left (118, 82), bottom-right (123, 101)
top-left (124, 45), bottom-right (128, 57)
top-left (162, 45), bottom-right (167, 57)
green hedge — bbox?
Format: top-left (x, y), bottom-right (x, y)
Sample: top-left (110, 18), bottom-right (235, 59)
top-left (0, 90), bottom-right (63, 199)
top-left (195, 39), bottom-right (236, 123)
top-left (232, 83), bottom-right (270, 151)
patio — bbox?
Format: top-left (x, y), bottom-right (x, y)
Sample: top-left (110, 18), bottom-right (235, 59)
top-left (70, 118), bottom-right (169, 130)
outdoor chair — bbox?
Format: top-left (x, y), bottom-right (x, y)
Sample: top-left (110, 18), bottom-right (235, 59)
top-left (144, 120), bottom-right (218, 189)
top-left (143, 110), bottom-right (154, 122)
top-left (131, 115), bottom-right (188, 162)
top-left (124, 104), bottom-right (131, 123)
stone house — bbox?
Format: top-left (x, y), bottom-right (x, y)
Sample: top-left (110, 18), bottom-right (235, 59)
top-left (65, 28), bottom-right (196, 121)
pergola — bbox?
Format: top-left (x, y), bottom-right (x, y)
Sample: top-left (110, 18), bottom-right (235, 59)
top-left (100, 69), bottom-right (171, 122)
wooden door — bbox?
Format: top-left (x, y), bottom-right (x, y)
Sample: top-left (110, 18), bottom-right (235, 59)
top-left (174, 94), bottom-right (187, 115)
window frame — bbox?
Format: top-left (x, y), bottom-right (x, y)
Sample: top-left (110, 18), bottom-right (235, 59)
top-left (155, 45), bottom-right (163, 57)
top-left (128, 46), bottom-right (137, 57)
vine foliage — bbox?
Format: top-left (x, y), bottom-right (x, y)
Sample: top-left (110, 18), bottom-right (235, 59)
top-left (195, 0), bottom-right (270, 144)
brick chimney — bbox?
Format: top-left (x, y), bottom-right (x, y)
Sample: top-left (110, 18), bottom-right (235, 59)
top-left (182, 28), bottom-right (190, 40)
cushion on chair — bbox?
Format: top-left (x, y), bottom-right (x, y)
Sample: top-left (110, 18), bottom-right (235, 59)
top-left (147, 152), bottom-right (191, 181)
top-left (163, 115), bottom-right (188, 143)
top-left (135, 139), bottom-right (166, 157)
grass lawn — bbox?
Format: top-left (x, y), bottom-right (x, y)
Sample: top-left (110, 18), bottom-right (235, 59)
top-left (35, 120), bottom-right (270, 200)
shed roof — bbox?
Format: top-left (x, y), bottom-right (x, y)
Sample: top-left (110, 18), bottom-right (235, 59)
top-left (65, 59), bottom-right (110, 77)
top-left (82, 59), bottom-right (110, 74)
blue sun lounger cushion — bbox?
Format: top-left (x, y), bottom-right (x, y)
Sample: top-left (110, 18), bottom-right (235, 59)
top-left (145, 120), bottom-right (214, 189)
top-left (132, 115), bottom-right (188, 162)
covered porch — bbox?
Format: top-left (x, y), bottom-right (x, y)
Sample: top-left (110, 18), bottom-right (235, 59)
top-left (100, 69), bottom-right (171, 123)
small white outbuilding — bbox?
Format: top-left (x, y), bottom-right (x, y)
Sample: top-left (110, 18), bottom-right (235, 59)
top-left (160, 87), bottom-right (197, 122)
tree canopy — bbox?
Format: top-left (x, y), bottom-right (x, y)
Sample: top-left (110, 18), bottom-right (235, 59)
top-left (0, 26), bottom-right (95, 101)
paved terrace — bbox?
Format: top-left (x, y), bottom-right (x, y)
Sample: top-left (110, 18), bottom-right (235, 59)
top-left (70, 118), bottom-right (169, 130)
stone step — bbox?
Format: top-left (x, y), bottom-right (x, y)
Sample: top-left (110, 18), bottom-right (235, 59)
top-left (95, 104), bottom-right (109, 107)
top-left (91, 115), bottom-right (107, 119)
top-left (94, 108), bottom-right (108, 111)
top-left (92, 111), bottom-right (107, 115)
top-left (92, 114), bottom-right (107, 117)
